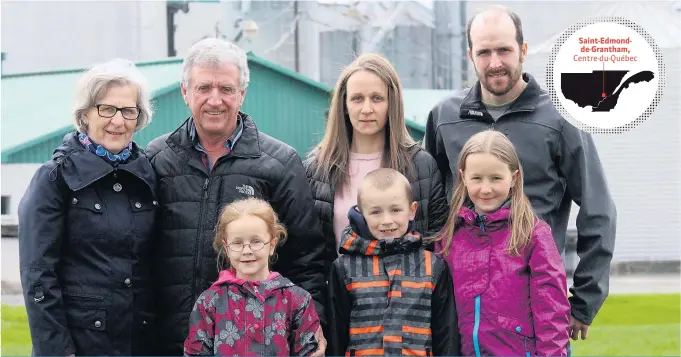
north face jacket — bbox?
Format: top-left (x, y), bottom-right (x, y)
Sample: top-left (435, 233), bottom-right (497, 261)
top-left (146, 113), bottom-right (328, 355)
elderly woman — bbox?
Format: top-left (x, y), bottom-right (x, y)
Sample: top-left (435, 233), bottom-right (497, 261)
top-left (18, 58), bottom-right (157, 356)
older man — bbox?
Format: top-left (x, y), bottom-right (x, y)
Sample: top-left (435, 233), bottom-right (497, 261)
top-left (425, 5), bottom-right (617, 345)
top-left (146, 38), bottom-right (328, 356)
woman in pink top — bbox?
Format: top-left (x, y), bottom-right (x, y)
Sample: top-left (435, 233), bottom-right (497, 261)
top-left (304, 53), bottom-right (448, 273)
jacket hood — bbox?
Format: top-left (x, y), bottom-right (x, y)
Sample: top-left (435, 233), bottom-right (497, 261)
top-left (339, 205), bottom-right (422, 256)
top-left (52, 132), bottom-right (155, 193)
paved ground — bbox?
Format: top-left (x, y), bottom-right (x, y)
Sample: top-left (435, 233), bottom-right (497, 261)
top-left (569, 274), bottom-right (680, 295)
top-left (2, 238), bottom-right (680, 306)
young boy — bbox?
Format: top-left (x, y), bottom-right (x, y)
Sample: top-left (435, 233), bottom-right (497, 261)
top-left (327, 168), bottom-right (461, 357)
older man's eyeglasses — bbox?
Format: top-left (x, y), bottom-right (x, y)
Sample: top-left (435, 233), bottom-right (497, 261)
top-left (227, 239), bottom-right (270, 252)
top-left (95, 104), bottom-right (140, 120)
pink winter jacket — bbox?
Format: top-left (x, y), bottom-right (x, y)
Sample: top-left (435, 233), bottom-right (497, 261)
top-left (437, 205), bottom-right (571, 357)
top-left (183, 270), bottom-right (320, 356)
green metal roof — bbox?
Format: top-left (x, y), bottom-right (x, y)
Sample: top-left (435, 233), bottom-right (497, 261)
top-left (1, 54), bottom-right (431, 161)
top-left (1, 53), bottom-right (333, 161)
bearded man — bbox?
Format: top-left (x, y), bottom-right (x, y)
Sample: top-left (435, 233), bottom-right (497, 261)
top-left (424, 4), bottom-right (617, 352)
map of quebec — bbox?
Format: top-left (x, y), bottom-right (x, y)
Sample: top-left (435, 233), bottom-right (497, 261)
top-left (561, 70), bottom-right (655, 112)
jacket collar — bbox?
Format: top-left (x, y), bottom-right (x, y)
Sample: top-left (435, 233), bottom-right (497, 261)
top-left (339, 205), bottom-right (422, 256)
top-left (211, 269), bottom-right (294, 301)
top-left (458, 198), bottom-right (511, 228)
top-left (52, 132), bottom-right (156, 194)
top-left (165, 112), bottom-right (262, 174)
top-left (459, 72), bottom-right (541, 120)
top-left (212, 269), bottom-right (286, 286)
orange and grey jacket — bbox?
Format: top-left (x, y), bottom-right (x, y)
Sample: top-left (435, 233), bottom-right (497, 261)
top-left (326, 206), bottom-right (461, 356)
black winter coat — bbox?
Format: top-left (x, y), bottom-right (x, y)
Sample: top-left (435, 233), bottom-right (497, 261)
top-left (19, 132), bottom-right (158, 356)
top-left (145, 114), bottom-right (328, 356)
top-left (304, 147), bottom-right (449, 266)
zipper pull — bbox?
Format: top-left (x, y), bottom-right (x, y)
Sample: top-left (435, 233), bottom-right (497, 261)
top-left (202, 178), bottom-right (209, 200)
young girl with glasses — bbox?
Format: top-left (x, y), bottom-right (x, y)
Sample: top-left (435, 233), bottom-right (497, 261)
top-left (184, 198), bottom-right (321, 356)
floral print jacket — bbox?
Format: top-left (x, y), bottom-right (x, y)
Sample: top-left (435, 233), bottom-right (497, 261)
top-left (184, 270), bottom-right (320, 356)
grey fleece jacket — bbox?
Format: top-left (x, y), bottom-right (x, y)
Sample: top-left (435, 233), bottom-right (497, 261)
top-left (424, 72), bottom-right (617, 326)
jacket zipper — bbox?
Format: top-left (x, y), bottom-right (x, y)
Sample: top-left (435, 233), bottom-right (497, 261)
top-left (190, 151), bottom-right (233, 303)
top-left (191, 177), bottom-right (210, 304)
top-left (472, 215), bottom-right (486, 357)
top-left (524, 336), bottom-right (531, 357)
top-left (473, 295), bottom-right (481, 357)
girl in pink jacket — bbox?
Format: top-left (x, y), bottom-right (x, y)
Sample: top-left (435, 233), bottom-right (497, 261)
top-left (431, 130), bottom-right (571, 356)
top-left (183, 198), bottom-right (320, 356)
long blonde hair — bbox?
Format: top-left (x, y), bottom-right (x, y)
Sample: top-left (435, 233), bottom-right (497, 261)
top-left (307, 53), bottom-right (418, 189)
top-left (432, 130), bottom-right (535, 257)
top-left (213, 198), bottom-right (288, 271)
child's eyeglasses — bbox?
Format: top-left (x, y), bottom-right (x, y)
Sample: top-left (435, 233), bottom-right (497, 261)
top-left (227, 240), bottom-right (270, 252)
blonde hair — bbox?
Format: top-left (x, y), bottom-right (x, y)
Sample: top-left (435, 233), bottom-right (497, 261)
top-left (357, 168), bottom-right (413, 211)
top-left (431, 130), bottom-right (535, 257)
top-left (307, 53), bottom-right (418, 190)
top-left (213, 198), bottom-right (288, 271)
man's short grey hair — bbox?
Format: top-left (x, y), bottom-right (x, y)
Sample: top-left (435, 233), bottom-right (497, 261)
top-left (72, 58), bottom-right (153, 133)
top-left (181, 38), bottom-right (250, 90)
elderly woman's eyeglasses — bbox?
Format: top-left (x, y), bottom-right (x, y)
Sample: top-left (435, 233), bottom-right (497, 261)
top-left (95, 104), bottom-right (140, 120)
top-left (227, 239), bottom-right (270, 252)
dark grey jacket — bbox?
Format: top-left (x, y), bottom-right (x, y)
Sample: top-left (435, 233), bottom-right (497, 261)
top-left (304, 147), bottom-right (449, 270)
top-left (19, 132), bottom-right (158, 356)
top-left (146, 114), bottom-right (328, 356)
top-left (424, 72), bottom-right (617, 325)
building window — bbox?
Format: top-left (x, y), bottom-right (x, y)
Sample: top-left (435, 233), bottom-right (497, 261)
top-left (1, 196), bottom-right (9, 215)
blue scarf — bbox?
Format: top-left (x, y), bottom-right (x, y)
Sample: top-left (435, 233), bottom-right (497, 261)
top-left (78, 132), bottom-right (132, 165)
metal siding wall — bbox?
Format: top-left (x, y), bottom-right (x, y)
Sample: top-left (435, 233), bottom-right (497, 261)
top-left (525, 49), bottom-right (680, 263)
top-left (389, 26), bottom-right (433, 89)
top-left (132, 89), bottom-right (191, 149)
top-left (243, 61), bottom-right (329, 157)
top-left (319, 31), bottom-right (356, 87)
top-left (3, 133), bottom-right (68, 164)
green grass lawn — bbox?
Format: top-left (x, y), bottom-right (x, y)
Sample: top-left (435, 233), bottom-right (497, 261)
top-left (1, 304), bottom-right (31, 356)
top-left (571, 293), bottom-right (680, 356)
top-left (1, 294), bottom-right (680, 356)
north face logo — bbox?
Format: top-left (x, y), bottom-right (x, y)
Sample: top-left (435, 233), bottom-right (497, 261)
top-left (468, 110), bottom-right (484, 117)
top-left (236, 184), bottom-right (255, 196)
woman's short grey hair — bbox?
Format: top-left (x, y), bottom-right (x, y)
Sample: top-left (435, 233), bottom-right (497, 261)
top-left (72, 58), bottom-right (153, 133)
top-left (181, 38), bottom-right (250, 90)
